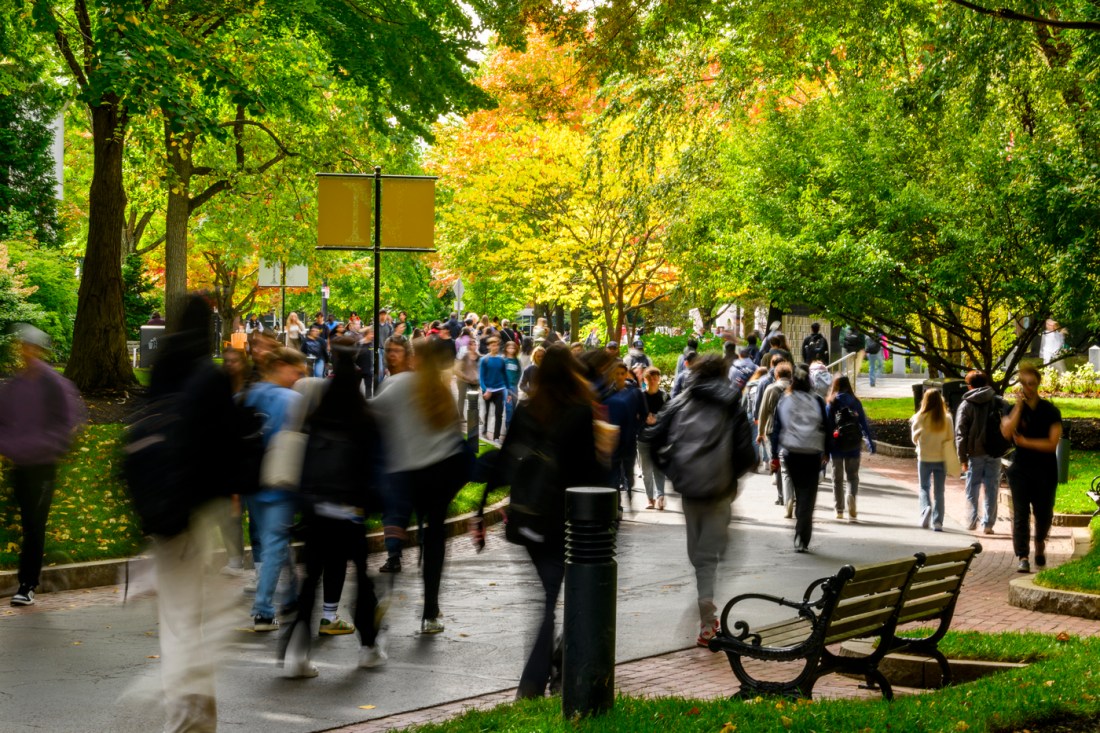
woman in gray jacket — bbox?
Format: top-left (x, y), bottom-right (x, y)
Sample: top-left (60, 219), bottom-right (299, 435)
top-left (770, 368), bottom-right (830, 552)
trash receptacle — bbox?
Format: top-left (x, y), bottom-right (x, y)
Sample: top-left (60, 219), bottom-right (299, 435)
top-left (922, 378), bottom-right (966, 416)
top-left (912, 382), bottom-right (925, 413)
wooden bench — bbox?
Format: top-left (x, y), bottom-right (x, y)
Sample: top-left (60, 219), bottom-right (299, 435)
top-left (706, 543), bottom-right (982, 700)
top-left (1087, 476), bottom-right (1100, 519)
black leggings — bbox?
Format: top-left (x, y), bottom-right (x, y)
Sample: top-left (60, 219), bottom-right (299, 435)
top-left (395, 452), bottom-right (466, 620)
top-left (12, 464), bottom-right (57, 587)
top-left (518, 544), bottom-right (565, 699)
top-left (484, 390), bottom-right (505, 440)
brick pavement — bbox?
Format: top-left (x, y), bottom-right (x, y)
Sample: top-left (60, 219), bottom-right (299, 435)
top-left (328, 452), bottom-right (1100, 733)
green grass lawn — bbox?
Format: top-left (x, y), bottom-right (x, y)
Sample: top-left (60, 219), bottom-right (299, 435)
top-left (1055, 451), bottom-right (1100, 515)
top-left (398, 634), bottom-right (1099, 733)
top-left (0, 425), bottom-right (509, 570)
top-left (863, 396), bottom-right (1100, 421)
top-left (1035, 519), bottom-right (1100, 595)
top-left (894, 629), bottom-right (1066, 663)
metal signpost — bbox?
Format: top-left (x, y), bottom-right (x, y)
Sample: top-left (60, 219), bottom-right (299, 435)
top-left (259, 259), bottom-right (309, 332)
top-left (316, 167), bottom-right (436, 393)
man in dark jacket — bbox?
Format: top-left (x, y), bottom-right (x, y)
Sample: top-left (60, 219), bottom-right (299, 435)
top-left (955, 370), bottom-right (1006, 534)
top-left (801, 322), bottom-right (829, 365)
top-left (0, 324), bottom-right (85, 607)
top-left (644, 354), bottom-right (755, 649)
top-left (603, 361), bottom-right (648, 509)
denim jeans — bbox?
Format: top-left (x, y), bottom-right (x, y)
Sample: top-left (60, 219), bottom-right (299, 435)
top-left (312, 358), bottom-right (326, 378)
top-left (918, 460), bottom-right (946, 528)
top-left (965, 455), bottom-right (1001, 529)
top-left (250, 490), bottom-right (299, 619)
top-left (867, 353), bottom-right (884, 386)
top-left (636, 442), bottom-right (666, 500)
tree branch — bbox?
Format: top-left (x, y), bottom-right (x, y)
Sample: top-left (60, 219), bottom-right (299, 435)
top-left (946, 0), bottom-right (1100, 31)
top-left (49, 20), bottom-right (87, 88)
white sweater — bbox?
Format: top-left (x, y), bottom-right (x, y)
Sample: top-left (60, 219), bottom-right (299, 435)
top-left (372, 372), bottom-right (462, 473)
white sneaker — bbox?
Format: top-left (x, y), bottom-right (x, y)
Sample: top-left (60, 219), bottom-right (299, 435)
top-left (359, 645), bottom-right (387, 669)
top-left (283, 656), bottom-right (318, 679)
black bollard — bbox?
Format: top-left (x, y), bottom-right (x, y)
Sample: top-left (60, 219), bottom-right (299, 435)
top-left (562, 486), bottom-right (618, 718)
top-left (466, 390), bottom-right (479, 453)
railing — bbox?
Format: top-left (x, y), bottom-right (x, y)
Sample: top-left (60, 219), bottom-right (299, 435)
top-left (827, 351), bottom-right (863, 394)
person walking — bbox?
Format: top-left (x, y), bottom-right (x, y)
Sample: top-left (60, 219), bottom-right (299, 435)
top-left (477, 344), bottom-right (605, 699)
top-left (378, 335), bottom-right (413, 574)
top-left (644, 354), bottom-right (756, 646)
top-left (825, 375), bottom-right (875, 520)
top-left (801, 322), bottom-right (830, 365)
top-left (955, 370), bottom-right (1009, 534)
top-left (910, 388), bottom-right (957, 532)
top-left (372, 338), bottom-right (468, 633)
top-left (284, 312), bottom-right (305, 351)
top-left (301, 325), bottom-right (327, 378)
top-left (1001, 365), bottom-right (1062, 573)
top-left (637, 366), bottom-right (669, 510)
top-left (603, 360), bottom-right (648, 510)
top-left (279, 338), bottom-right (386, 678)
top-left (478, 336), bottom-right (509, 445)
top-left (758, 362), bottom-right (794, 512)
top-left (503, 339), bottom-right (522, 428)
top-left (770, 367), bottom-right (829, 551)
top-left (865, 331), bottom-right (886, 387)
top-left (0, 324), bottom-right (85, 607)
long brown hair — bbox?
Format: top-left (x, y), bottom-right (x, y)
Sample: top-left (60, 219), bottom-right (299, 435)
top-left (528, 344), bottom-right (592, 423)
top-left (412, 337), bottom-right (459, 431)
top-left (918, 388), bottom-right (947, 431)
top-left (827, 374), bottom-right (854, 405)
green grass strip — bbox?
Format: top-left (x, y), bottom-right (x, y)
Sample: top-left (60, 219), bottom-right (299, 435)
top-left (1034, 519), bottom-right (1100, 595)
top-left (401, 635), bottom-right (1100, 733)
top-left (862, 396), bottom-right (1100, 421)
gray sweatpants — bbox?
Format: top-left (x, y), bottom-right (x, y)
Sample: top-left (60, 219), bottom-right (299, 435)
top-left (832, 455), bottom-right (861, 511)
top-left (682, 494), bottom-right (733, 625)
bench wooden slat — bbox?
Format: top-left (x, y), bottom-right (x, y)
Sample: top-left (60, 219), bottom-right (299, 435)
top-left (911, 561), bottom-right (968, 584)
top-left (845, 558), bottom-right (919, 584)
top-left (897, 593), bottom-right (954, 624)
top-left (833, 589), bottom-right (904, 620)
top-left (905, 577), bottom-right (965, 602)
top-left (825, 607), bottom-right (897, 640)
top-left (761, 625), bottom-right (814, 648)
top-left (840, 572), bottom-right (915, 599)
top-left (919, 547), bottom-right (981, 565)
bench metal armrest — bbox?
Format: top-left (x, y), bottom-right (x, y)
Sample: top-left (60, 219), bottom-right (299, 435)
top-left (718, 592), bottom-right (818, 647)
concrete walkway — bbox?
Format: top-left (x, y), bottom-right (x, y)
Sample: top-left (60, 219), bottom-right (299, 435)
top-left (0, 452), bottom-right (1095, 732)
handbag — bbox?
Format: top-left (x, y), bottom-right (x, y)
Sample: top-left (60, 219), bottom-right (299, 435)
top-left (942, 433), bottom-right (961, 477)
top-left (260, 430), bottom-right (308, 489)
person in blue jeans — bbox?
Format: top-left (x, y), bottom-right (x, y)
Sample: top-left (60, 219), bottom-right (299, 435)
top-left (245, 347), bottom-right (307, 631)
top-left (865, 332), bottom-right (885, 387)
top-left (301, 325), bottom-right (328, 378)
top-left (502, 340), bottom-right (522, 428)
top-left (825, 375), bottom-right (875, 520)
top-left (478, 337), bottom-right (509, 444)
top-left (955, 370), bottom-right (1006, 534)
top-left (911, 389), bottom-right (954, 531)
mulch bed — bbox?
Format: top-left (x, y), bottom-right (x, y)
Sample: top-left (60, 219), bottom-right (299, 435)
top-left (870, 418), bottom-right (1100, 451)
top-left (994, 713), bottom-right (1100, 732)
top-left (84, 389), bottom-right (144, 424)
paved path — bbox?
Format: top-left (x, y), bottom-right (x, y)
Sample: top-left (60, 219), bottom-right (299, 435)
top-left (1, 451), bottom-right (1095, 732)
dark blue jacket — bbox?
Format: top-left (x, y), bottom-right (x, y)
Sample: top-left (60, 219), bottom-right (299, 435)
top-left (825, 392), bottom-right (875, 458)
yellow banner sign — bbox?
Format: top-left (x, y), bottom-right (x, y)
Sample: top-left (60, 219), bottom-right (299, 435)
top-left (317, 175), bottom-right (435, 249)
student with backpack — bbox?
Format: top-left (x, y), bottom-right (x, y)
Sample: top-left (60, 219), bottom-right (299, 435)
top-left (645, 354), bottom-right (756, 647)
top-left (478, 345), bottom-right (605, 698)
top-left (825, 375), bottom-right (875, 520)
top-left (770, 368), bottom-right (830, 552)
top-left (955, 370), bottom-right (1009, 534)
top-left (801, 322), bottom-right (830, 365)
top-left (865, 331), bottom-right (886, 387)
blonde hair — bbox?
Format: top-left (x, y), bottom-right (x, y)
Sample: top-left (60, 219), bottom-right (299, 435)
top-left (412, 337), bottom-right (459, 432)
top-left (918, 388), bottom-right (947, 431)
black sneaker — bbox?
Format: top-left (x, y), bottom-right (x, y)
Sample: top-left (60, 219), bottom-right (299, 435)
top-left (253, 615), bottom-right (279, 632)
top-left (379, 557), bottom-right (402, 574)
top-left (11, 584), bottom-right (35, 607)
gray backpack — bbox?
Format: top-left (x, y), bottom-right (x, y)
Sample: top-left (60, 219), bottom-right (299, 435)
top-left (659, 398), bottom-right (754, 500)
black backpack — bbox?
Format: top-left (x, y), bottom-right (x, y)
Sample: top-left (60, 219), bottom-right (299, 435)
top-left (233, 394), bottom-right (267, 496)
top-left (805, 334), bottom-right (829, 363)
top-left (843, 331), bottom-right (864, 352)
top-left (123, 394), bottom-right (192, 537)
top-left (982, 399), bottom-right (1011, 458)
top-left (505, 442), bottom-right (559, 546)
top-left (832, 406), bottom-right (863, 453)
top-left (864, 335), bottom-right (883, 355)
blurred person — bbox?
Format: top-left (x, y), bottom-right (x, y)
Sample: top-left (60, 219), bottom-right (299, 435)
top-left (865, 330), bottom-right (886, 387)
top-left (245, 347), bottom-right (307, 631)
top-left (602, 360), bottom-right (648, 510)
top-left (676, 338), bottom-right (698, 375)
top-left (519, 346), bottom-right (545, 397)
top-left (0, 324), bottom-right (85, 607)
top-left (671, 351), bottom-right (697, 398)
top-left (284, 312), bottom-right (305, 351)
top-left (532, 317), bottom-right (549, 342)
top-left (221, 346), bottom-right (250, 395)
top-left (503, 340), bottom-right (522, 428)
top-left (637, 367), bottom-right (669, 510)
top-left (624, 339), bottom-right (651, 371)
top-left (354, 327), bottom-right (375, 395)
top-left (770, 367), bottom-right (830, 552)
top-left (740, 366), bottom-right (770, 467)
top-left (728, 346), bottom-right (757, 393)
top-left (479, 336), bottom-right (508, 445)
top-left (372, 338), bottom-right (468, 634)
top-left (519, 336), bottom-right (534, 369)
top-left (477, 344), bottom-right (604, 698)
top-left (809, 360), bottom-right (831, 398)
top-left (378, 334), bottom-right (413, 574)
top-left (825, 375), bottom-right (875, 520)
top-left (1039, 319), bottom-right (1068, 373)
top-left (144, 295), bottom-right (240, 732)
top-left (910, 389), bottom-right (955, 532)
top-left (301, 325), bottom-right (327, 378)
top-left (217, 347), bottom-right (251, 577)
top-left (347, 311), bottom-right (362, 332)
top-left (1001, 365), bottom-right (1062, 573)
top-left (644, 354), bottom-right (755, 646)
top-left (570, 342), bottom-right (584, 357)
top-left (801, 322), bottom-right (829, 365)
top-left (955, 370), bottom-right (1008, 534)
top-left (279, 338), bottom-right (385, 677)
top-left (757, 360), bottom-right (793, 509)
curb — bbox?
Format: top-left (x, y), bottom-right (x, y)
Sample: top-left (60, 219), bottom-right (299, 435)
top-left (0, 499), bottom-right (509, 598)
top-left (875, 441), bottom-right (916, 459)
top-left (1008, 576), bottom-right (1100, 620)
top-left (838, 640), bottom-right (1027, 687)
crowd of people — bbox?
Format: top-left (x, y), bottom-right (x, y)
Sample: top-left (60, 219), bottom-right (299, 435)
top-left (0, 303), bottom-right (1066, 732)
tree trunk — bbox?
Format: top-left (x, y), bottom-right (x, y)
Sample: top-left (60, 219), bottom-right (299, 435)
top-left (569, 308), bottom-right (580, 343)
top-left (164, 121), bottom-right (193, 328)
top-left (553, 303), bottom-right (565, 337)
top-left (64, 101), bottom-right (133, 393)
